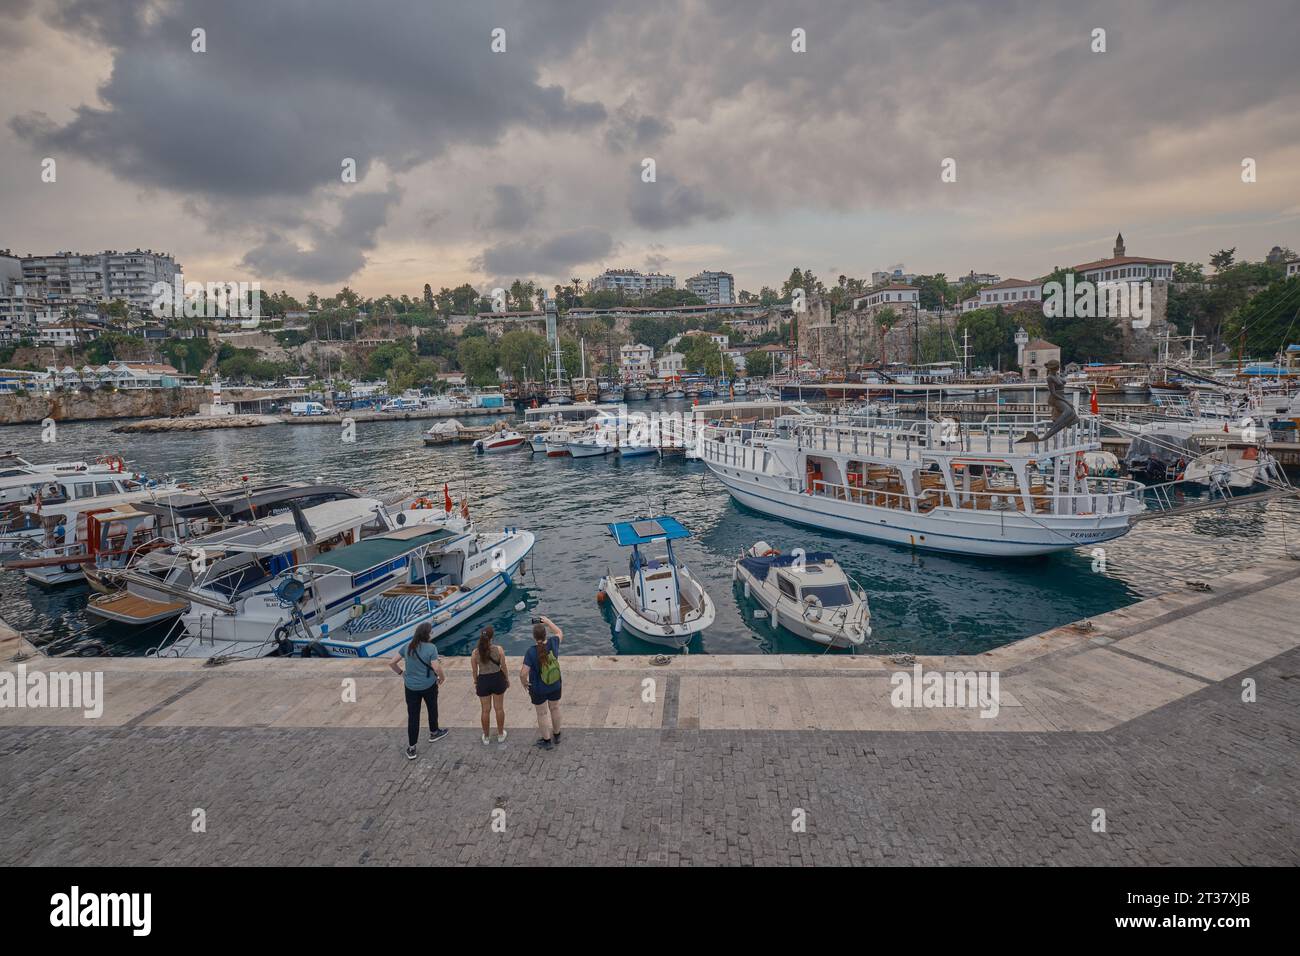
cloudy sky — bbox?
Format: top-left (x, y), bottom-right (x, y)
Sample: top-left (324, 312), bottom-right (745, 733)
top-left (3, 0), bottom-right (1298, 299)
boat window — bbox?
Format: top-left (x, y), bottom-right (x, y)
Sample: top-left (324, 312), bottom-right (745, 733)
top-left (777, 575), bottom-right (797, 599)
top-left (95, 482), bottom-right (118, 495)
top-left (76, 482), bottom-right (95, 497)
top-left (802, 583), bottom-right (853, 607)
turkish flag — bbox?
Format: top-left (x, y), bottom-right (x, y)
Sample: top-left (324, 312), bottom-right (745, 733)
top-left (1089, 387), bottom-right (1099, 415)
top-left (443, 482), bottom-right (453, 513)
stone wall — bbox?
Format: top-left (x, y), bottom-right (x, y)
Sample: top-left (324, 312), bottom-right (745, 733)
top-left (0, 388), bottom-right (201, 425)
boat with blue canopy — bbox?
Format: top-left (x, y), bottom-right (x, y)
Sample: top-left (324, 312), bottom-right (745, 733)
top-left (598, 516), bottom-right (715, 647)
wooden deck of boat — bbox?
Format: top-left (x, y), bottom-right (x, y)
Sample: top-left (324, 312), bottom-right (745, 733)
top-left (86, 591), bottom-right (188, 621)
top-left (4, 559), bottom-right (1298, 733)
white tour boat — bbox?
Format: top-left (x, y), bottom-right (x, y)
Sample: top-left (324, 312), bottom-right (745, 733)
top-left (598, 517), bottom-right (715, 647)
top-left (699, 413), bottom-right (1146, 557)
top-left (734, 542), bottom-right (872, 648)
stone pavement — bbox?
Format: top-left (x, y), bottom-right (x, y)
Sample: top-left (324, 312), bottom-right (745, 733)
top-left (1, 561), bottom-right (1297, 865)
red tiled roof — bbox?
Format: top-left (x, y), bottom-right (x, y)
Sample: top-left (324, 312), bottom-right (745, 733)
top-left (1024, 339), bottom-right (1059, 351)
top-left (1072, 255), bottom-right (1174, 272)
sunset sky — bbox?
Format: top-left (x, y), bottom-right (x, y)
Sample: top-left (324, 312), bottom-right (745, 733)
top-left (3, 0), bottom-right (1298, 298)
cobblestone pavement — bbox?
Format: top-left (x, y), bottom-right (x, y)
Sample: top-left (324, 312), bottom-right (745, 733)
top-left (2, 647), bottom-right (1296, 866)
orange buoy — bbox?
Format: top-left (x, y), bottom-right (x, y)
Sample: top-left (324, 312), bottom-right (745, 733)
top-left (596, 590), bottom-right (607, 604)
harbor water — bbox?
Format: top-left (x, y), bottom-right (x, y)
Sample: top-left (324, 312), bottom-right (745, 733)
top-left (4, 402), bottom-right (1298, 659)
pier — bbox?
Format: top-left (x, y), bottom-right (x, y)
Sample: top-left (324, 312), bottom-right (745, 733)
top-left (2, 560), bottom-right (1297, 865)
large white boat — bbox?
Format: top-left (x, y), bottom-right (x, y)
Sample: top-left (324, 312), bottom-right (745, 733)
top-left (699, 413), bottom-right (1146, 557)
top-left (3, 474), bottom-right (181, 583)
top-left (0, 452), bottom-right (132, 506)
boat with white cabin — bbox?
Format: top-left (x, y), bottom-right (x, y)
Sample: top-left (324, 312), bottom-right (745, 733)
top-left (598, 517), bottom-right (715, 647)
top-left (733, 542), bottom-right (871, 648)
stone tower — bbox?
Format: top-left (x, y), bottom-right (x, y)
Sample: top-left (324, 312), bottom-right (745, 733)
top-left (1113, 232), bottom-right (1126, 258)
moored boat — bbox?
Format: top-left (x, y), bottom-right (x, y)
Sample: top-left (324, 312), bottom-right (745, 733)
top-left (733, 542), bottom-right (871, 648)
top-left (598, 516), bottom-right (714, 647)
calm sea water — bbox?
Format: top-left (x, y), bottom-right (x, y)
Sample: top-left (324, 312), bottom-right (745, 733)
top-left (4, 401), bottom-right (1298, 658)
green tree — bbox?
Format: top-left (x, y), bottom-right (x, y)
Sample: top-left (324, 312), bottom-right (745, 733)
top-left (456, 336), bottom-right (500, 385)
top-left (1210, 248), bottom-right (1236, 271)
top-left (497, 330), bottom-right (549, 380)
top-left (1223, 277), bottom-right (1300, 357)
top-left (745, 349), bottom-right (773, 377)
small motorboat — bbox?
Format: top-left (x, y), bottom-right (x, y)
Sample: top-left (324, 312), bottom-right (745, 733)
top-left (473, 430), bottom-right (527, 453)
top-left (1181, 444), bottom-right (1282, 492)
top-left (562, 433), bottom-right (613, 458)
top-left (598, 516), bottom-right (715, 647)
top-left (733, 542), bottom-right (871, 648)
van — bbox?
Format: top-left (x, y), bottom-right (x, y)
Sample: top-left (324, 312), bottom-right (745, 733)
top-left (290, 401), bottom-right (326, 416)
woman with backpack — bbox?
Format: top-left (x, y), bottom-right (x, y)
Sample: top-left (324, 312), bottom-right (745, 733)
top-left (471, 625), bottom-right (509, 745)
top-left (389, 621), bottom-right (448, 759)
top-left (520, 614), bottom-right (563, 750)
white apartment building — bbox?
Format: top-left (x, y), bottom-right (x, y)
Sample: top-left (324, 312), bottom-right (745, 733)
top-left (1072, 234), bottom-right (1174, 285)
top-left (666, 329), bottom-right (729, 350)
top-left (960, 296), bottom-right (981, 312)
top-left (0, 254), bottom-right (43, 343)
top-left (37, 323), bottom-right (99, 347)
top-left (1285, 259), bottom-right (1299, 279)
top-left (978, 278), bottom-right (1041, 307)
top-left (853, 284), bottom-right (919, 310)
top-left (20, 249), bottom-right (180, 315)
top-left (871, 268), bottom-right (918, 287)
top-left (619, 342), bottom-right (655, 381)
top-left (589, 269), bottom-right (676, 296)
top-left (657, 351), bottom-right (685, 377)
top-left (957, 270), bottom-right (1001, 286)
top-left (685, 270), bottom-right (735, 304)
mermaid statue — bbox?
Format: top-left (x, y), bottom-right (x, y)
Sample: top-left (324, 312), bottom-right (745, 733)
top-left (1016, 359), bottom-right (1078, 444)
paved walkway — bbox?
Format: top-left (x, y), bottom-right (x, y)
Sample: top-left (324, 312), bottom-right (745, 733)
top-left (1, 561), bottom-right (1297, 864)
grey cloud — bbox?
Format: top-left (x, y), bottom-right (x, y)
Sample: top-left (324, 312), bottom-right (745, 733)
top-left (476, 226), bottom-right (614, 279)
top-left (603, 98), bottom-right (674, 152)
top-left (485, 184), bottom-right (544, 231)
top-left (240, 185), bottom-right (401, 283)
top-left (628, 173), bottom-right (728, 231)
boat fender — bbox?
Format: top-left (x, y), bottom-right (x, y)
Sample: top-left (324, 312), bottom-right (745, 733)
top-left (770, 608), bottom-right (779, 630)
top-left (596, 590), bottom-right (607, 604)
top-left (743, 581), bottom-right (750, 598)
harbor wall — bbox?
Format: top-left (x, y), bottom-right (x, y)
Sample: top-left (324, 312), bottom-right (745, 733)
top-left (0, 387), bottom-right (203, 426)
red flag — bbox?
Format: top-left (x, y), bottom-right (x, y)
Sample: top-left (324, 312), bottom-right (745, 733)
top-left (443, 482), bottom-right (453, 513)
top-left (1089, 387), bottom-right (1099, 415)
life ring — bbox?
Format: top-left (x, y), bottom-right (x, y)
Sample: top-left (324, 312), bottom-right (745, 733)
top-left (1075, 457), bottom-right (1088, 481)
top-left (802, 594), bottom-right (823, 623)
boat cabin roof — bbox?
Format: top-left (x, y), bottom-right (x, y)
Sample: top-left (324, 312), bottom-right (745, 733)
top-left (609, 516), bottom-right (691, 547)
top-left (141, 482), bottom-right (356, 519)
top-left (302, 526), bottom-right (457, 574)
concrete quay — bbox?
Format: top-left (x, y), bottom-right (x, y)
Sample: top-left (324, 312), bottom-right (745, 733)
top-left (1, 560), bottom-right (1297, 865)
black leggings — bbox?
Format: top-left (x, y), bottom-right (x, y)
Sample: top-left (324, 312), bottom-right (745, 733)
top-left (405, 685), bottom-right (440, 746)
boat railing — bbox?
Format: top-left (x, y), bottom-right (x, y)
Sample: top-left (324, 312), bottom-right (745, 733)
top-left (810, 476), bottom-right (1144, 517)
top-left (783, 415), bottom-right (1101, 460)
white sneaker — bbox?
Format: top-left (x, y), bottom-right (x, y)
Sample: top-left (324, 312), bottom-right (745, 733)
top-left (497, 730), bottom-right (508, 744)
top-left (481, 733), bottom-right (491, 745)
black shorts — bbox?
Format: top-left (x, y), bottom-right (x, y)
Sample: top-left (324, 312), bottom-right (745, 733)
top-left (529, 684), bottom-right (562, 706)
top-left (476, 671), bottom-right (508, 697)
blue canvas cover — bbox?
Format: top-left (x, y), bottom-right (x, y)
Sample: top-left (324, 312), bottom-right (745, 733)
top-left (608, 516), bottom-right (692, 547)
top-left (739, 551), bottom-right (834, 581)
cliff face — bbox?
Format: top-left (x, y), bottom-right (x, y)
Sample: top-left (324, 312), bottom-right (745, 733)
top-left (0, 388), bottom-right (203, 425)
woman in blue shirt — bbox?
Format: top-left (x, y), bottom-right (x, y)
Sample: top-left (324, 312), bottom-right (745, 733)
top-left (520, 615), bottom-right (563, 750)
top-left (389, 622), bottom-right (448, 759)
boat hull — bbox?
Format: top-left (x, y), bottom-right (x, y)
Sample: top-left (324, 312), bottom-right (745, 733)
top-left (707, 464), bottom-right (1135, 558)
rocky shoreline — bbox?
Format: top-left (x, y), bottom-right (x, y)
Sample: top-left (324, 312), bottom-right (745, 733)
top-left (111, 414), bottom-right (279, 434)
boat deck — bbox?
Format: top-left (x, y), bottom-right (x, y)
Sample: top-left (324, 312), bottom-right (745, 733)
top-left (88, 591), bottom-right (188, 621)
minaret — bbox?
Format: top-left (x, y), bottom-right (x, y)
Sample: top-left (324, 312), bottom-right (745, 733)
top-left (1114, 232), bottom-right (1126, 258)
